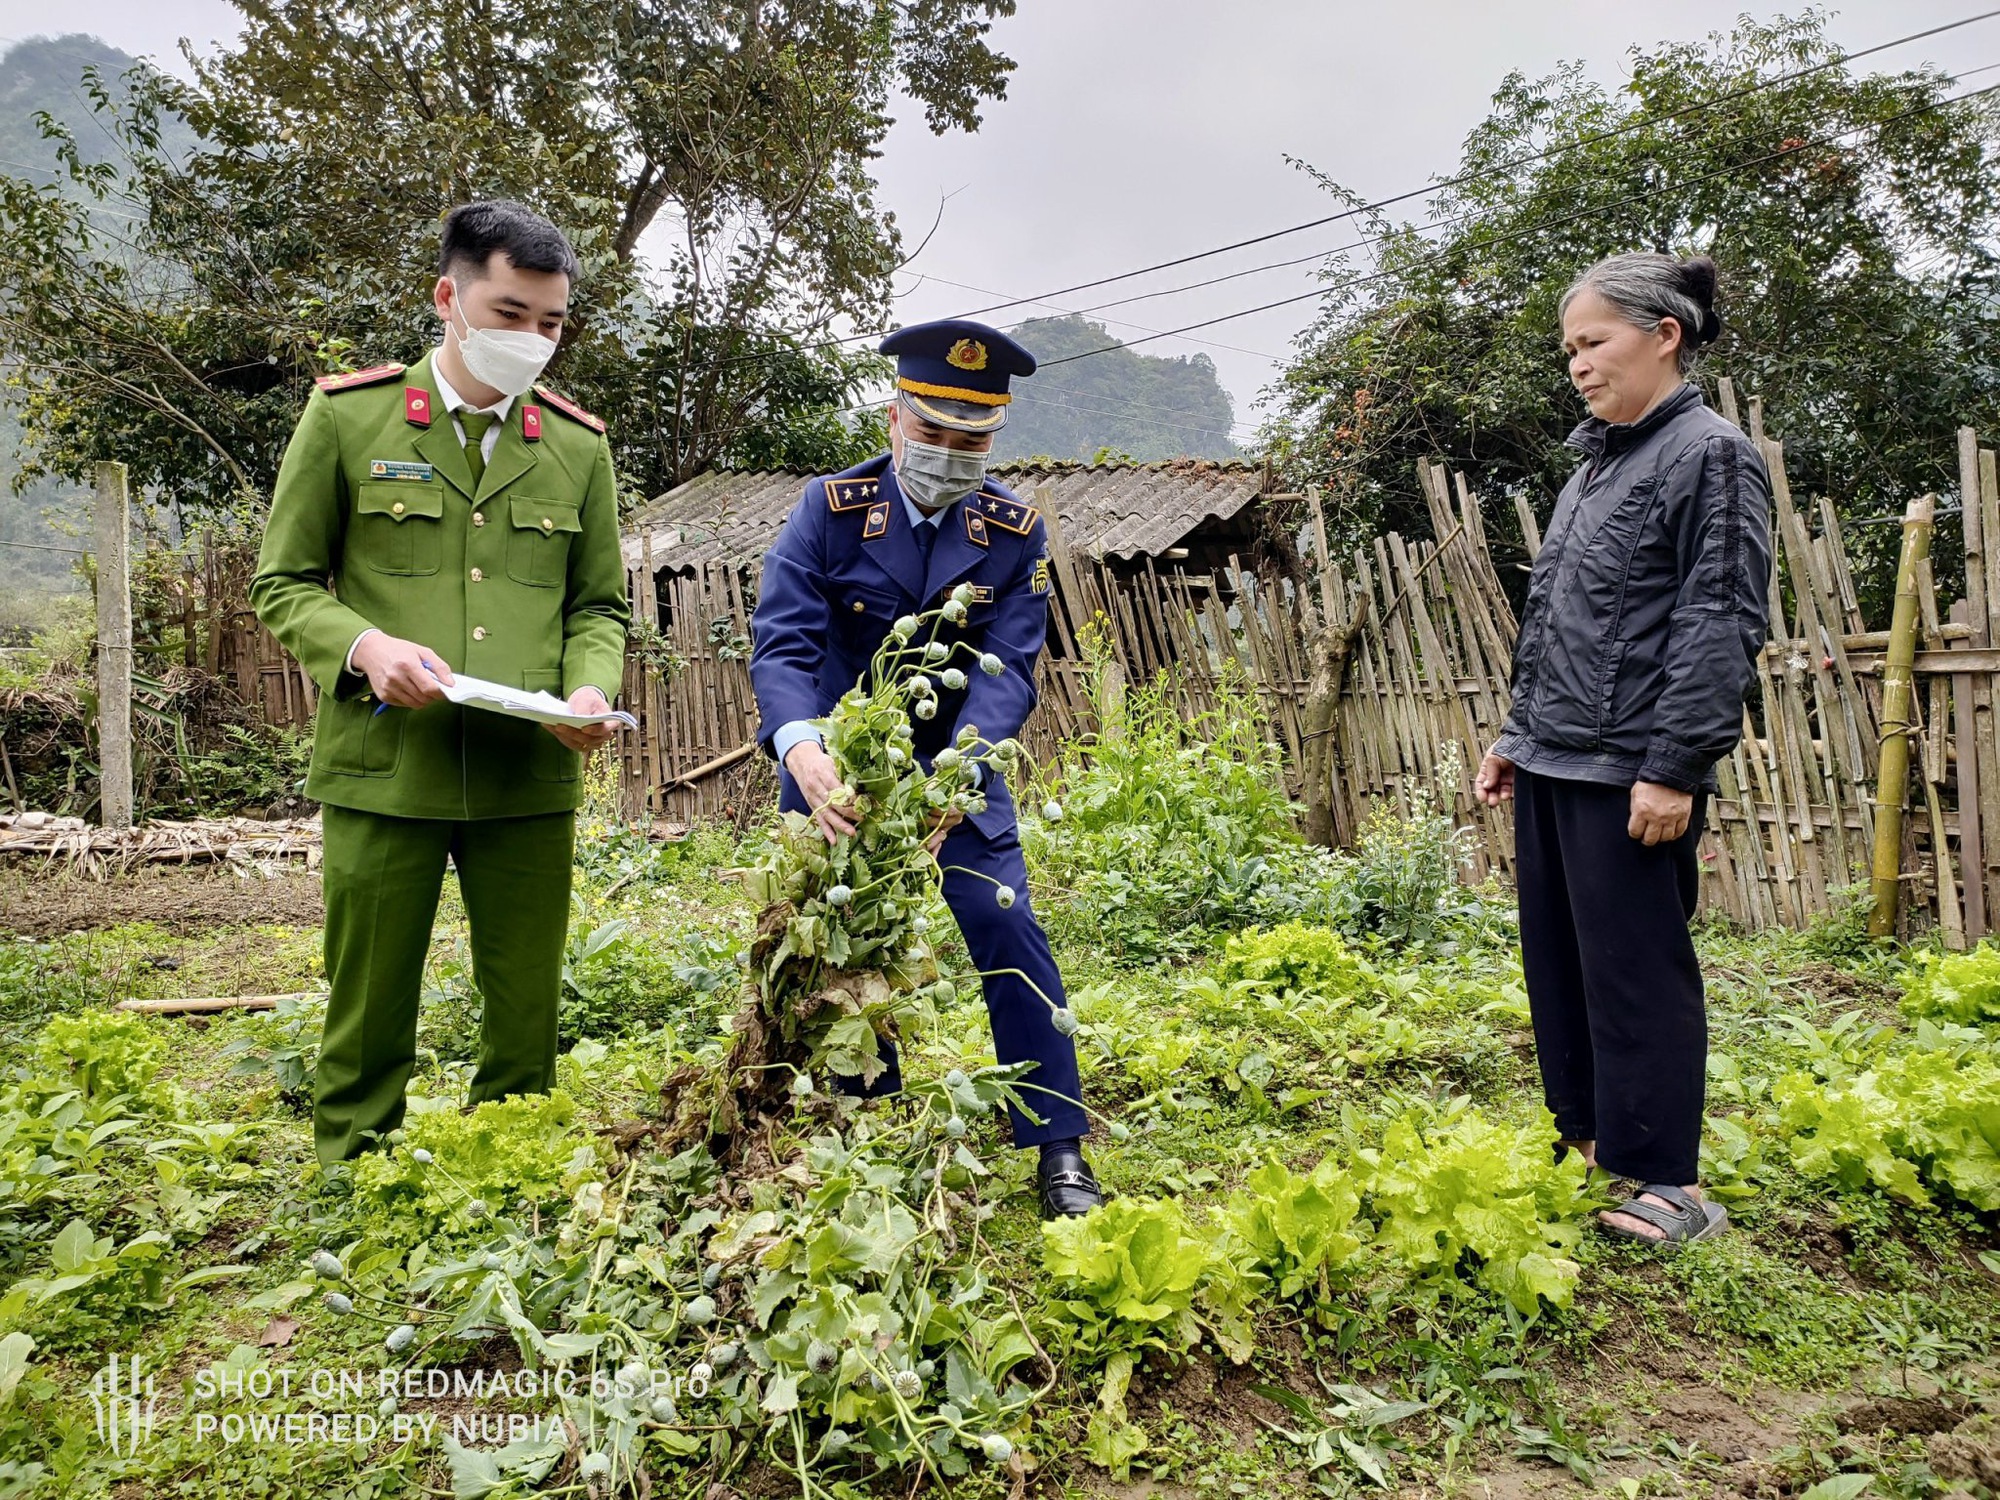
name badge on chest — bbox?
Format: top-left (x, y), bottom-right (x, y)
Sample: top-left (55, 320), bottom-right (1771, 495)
top-left (369, 460), bottom-right (435, 483)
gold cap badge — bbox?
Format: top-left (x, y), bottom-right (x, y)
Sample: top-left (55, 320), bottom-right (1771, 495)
top-left (945, 338), bottom-right (989, 372)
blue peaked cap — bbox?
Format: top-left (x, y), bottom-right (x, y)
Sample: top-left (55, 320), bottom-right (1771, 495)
top-left (880, 319), bottom-right (1036, 433)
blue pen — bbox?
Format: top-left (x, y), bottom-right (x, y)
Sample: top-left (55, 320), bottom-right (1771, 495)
top-left (373, 660), bottom-right (441, 715)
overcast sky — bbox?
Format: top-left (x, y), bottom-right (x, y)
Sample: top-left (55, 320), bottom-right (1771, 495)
top-left (2, 0), bottom-right (1988, 438)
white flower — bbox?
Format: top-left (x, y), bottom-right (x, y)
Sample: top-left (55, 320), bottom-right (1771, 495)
top-left (979, 653), bottom-right (1004, 676)
top-left (995, 885), bottom-right (1016, 909)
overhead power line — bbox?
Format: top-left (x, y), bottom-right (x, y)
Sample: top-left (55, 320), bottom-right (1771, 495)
top-left (950, 6), bottom-right (2000, 322)
top-left (679, 7), bottom-right (2000, 382)
top-left (1038, 74), bottom-right (2000, 370)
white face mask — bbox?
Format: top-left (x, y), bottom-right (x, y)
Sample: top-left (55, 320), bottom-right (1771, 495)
top-left (896, 436), bottom-right (989, 511)
top-left (446, 280), bottom-right (559, 398)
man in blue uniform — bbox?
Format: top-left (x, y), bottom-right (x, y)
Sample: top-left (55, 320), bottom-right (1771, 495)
top-left (748, 319), bottom-right (1103, 1219)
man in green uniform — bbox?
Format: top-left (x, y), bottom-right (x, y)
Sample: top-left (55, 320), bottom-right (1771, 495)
top-left (251, 200), bottom-right (630, 1166)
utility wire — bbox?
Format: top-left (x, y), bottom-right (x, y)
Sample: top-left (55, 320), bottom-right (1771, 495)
top-left (689, 71), bottom-right (2000, 459)
top-left (950, 6), bottom-right (2000, 321)
top-left (1039, 74), bottom-right (2000, 369)
top-left (676, 8), bottom-right (2000, 382)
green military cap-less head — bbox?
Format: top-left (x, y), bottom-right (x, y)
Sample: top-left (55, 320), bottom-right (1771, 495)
top-left (880, 318), bottom-right (1036, 434)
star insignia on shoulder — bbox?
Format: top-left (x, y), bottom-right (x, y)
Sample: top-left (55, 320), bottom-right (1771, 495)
top-left (982, 498), bottom-right (1040, 536)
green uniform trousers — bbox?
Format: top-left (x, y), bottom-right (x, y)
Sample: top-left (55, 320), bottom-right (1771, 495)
top-left (316, 804), bottom-right (574, 1165)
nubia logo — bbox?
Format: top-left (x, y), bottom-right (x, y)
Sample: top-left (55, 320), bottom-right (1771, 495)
top-left (91, 1352), bottom-right (158, 1456)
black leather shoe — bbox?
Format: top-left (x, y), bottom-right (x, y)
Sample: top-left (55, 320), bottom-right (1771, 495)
top-left (1037, 1146), bottom-right (1104, 1219)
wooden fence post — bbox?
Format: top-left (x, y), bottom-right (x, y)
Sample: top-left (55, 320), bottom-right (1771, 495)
top-left (94, 461), bottom-right (134, 830)
top-left (1868, 494), bottom-right (1935, 939)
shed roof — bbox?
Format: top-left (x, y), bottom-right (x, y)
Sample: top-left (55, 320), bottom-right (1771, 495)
top-left (622, 459), bottom-right (1270, 572)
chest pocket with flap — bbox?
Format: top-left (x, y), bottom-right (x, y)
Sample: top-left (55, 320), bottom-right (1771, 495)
top-left (507, 496), bottom-right (582, 587)
top-left (354, 483), bottom-right (445, 577)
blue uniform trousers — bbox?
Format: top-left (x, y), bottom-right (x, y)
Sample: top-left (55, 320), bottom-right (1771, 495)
top-left (779, 776), bottom-right (1087, 1148)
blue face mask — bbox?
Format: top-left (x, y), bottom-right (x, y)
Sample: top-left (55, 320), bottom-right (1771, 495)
top-left (896, 437), bottom-right (988, 511)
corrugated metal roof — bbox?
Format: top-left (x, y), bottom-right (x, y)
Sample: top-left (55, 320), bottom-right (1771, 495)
top-left (623, 459), bottom-right (1268, 571)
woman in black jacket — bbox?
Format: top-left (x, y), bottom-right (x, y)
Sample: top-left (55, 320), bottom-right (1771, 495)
top-left (1474, 252), bottom-right (1771, 1248)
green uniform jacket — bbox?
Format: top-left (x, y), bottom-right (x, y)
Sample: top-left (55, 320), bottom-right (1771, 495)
top-left (250, 353), bottom-right (631, 820)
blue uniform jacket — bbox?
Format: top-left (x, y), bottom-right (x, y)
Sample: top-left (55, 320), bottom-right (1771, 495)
top-left (749, 454), bottom-right (1052, 838)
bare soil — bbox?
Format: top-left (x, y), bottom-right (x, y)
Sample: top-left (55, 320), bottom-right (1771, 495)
top-left (0, 863), bottom-right (324, 936)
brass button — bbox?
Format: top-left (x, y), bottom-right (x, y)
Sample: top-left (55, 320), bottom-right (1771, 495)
top-left (391, 501), bottom-right (406, 516)
top-left (472, 512), bottom-right (486, 527)
top-left (851, 600), bottom-right (866, 612)
top-left (541, 517), bottom-right (553, 532)
top-left (472, 626), bottom-right (487, 641)
top-left (469, 567), bottom-right (483, 582)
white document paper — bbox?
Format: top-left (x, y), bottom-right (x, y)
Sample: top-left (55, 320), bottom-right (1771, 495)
top-left (438, 673), bottom-right (637, 730)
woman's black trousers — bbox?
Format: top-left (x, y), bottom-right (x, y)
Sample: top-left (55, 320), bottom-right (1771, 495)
top-left (1513, 767), bottom-right (1709, 1186)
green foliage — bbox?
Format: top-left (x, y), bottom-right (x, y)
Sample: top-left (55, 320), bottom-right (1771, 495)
top-left (1776, 1034), bottom-right (2000, 1211)
top-left (1899, 941), bottom-right (2000, 1028)
top-left (1264, 12), bottom-right (2000, 614)
top-left (558, 912), bottom-right (702, 1048)
top-left (0, 8), bottom-right (1015, 511)
top-left (32, 1008), bottom-right (179, 1111)
top-left (991, 315), bottom-right (1239, 461)
top-left (1041, 1195), bottom-right (1252, 1478)
top-left (1355, 1101), bottom-right (1588, 1315)
top-left (1222, 1157), bottom-right (1366, 1300)
top-left (350, 1091), bottom-right (608, 1230)
top-left (732, 589), bottom-right (1029, 1088)
top-left (1025, 631), bottom-right (1324, 961)
top-left (1335, 783), bottom-right (1478, 947)
top-left (1217, 922), bottom-right (1372, 999)
top-left (220, 992), bottom-right (322, 1111)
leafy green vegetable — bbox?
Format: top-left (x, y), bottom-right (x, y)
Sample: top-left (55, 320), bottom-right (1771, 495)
top-left (1776, 1039), bottom-right (2000, 1210)
top-left (1355, 1102), bottom-right (1587, 1315)
top-left (1222, 1157), bottom-right (1366, 1299)
top-left (34, 1009), bottom-right (180, 1112)
top-left (1217, 922), bottom-right (1374, 1000)
top-left (350, 1090), bottom-right (608, 1229)
top-left (1900, 942), bottom-right (2000, 1028)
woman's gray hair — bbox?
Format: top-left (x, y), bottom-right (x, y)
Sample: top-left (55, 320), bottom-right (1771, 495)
top-left (1559, 252), bottom-right (1722, 374)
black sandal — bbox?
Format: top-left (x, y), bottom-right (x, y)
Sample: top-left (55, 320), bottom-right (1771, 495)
top-left (1596, 1182), bottom-right (1727, 1249)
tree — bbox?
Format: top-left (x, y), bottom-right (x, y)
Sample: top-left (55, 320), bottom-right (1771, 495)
top-left (1261, 13), bottom-right (2000, 607)
top-left (0, 1), bottom-right (1015, 516)
top-left (994, 315), bottom-right (1239, 461)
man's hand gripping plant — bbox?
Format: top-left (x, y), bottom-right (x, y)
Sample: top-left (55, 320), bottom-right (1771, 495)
top-left (661, 585), bottom-right (1057, 1152)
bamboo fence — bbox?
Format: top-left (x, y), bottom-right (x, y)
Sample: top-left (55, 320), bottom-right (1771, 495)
top-left (616, 417), bottom-right (2000, 941)
top-left (151, 413), bottom-right (2000, 942)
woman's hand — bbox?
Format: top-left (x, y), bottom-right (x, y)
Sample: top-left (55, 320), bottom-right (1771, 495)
top-left (1628, 781), bottom-right (1693, 845)
top-left (1473, 749), bottom-right (1516, 807)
